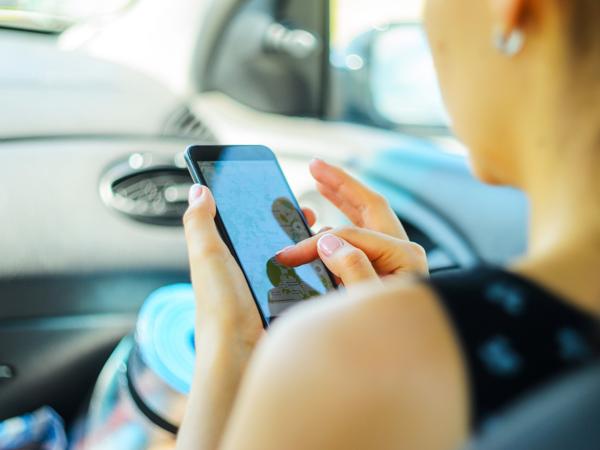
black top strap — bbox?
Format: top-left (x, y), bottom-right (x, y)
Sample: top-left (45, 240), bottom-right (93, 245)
top-left (427, 266), bottom-right (600, 430)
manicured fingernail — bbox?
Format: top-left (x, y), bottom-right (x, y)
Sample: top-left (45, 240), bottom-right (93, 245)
top-left (318, 234), bottom-right (343, 257)
top-left (276, 245), bottom-right (295, 256)
top-left (188, 184), bottom-right (204, 205)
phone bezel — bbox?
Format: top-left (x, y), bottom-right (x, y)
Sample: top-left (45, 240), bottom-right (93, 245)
top-left (184, 144), bottom-right (337, 327)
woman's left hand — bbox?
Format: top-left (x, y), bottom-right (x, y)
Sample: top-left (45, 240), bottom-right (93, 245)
top-left (183, 184), bottom-right (262, 353)
top-left (178, 183), bottom-right (321, 450)
top-left (183, 184), bottom-right (319, 351)
top-left (178, 184), bottom-right (266, 450)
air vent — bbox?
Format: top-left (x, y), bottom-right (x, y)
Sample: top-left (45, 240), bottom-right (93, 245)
top-left (163, 105), bottom-right (216, 142)
top-left (100, 154), bottom-right (193, 226)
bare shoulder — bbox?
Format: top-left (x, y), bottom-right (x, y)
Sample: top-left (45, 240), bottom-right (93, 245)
top-left (223, 279), bottom-right (470, 450)
top-left (269, 277), bottom-right (466, 379)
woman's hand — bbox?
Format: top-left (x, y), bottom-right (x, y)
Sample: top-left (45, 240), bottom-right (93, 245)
top-left (178, 184), bottom-right (264, 450)
top-left (277, 159), bottom-right (428, 285)
top-left (183, 184), bottom-right (263, 351)
top-left (183, 184), bottom-right (319, 349)
top-left (178, 183), bottom-right (322, 450)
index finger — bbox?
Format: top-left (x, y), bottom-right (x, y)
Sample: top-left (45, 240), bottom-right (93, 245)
top-left (309, 159), bottom-right (408, 239)
top-left (276, 227), bottom-right (413, 272)
top-left (309, 159), bottom-right (378, 216)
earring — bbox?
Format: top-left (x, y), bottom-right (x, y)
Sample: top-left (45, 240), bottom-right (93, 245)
top-left (494, 28), bottom-right (525, 56)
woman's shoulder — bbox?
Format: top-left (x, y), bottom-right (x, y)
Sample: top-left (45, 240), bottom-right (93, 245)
top-left (269, 275), bottom-right (454, 355)
top-left (268, 273), bottom-right (460, 362)
top-left (241, 277), bottom-right (470, 449)
top-left (270, 264), bottom-right (563, 363)
top-left (246, 266), bottom-right (600, 447)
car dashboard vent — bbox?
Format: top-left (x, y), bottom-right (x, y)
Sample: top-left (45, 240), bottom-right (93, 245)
top-left (101, 154), bottom-right (193, 226)
top-left (163, 105), bottom-right (216, 142)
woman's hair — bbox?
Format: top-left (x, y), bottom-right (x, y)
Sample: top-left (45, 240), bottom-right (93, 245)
top-left (567, 0), bottom-right (600, 59)
top-left (565, 1), bottom-right (600, 152)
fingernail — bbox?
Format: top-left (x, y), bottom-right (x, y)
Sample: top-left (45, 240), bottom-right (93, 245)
top-left (318, 234), bottom-right (343, 257)
top-left (188, 184), bottom-right (204, 205)
top-left (276, 245), bottom-right (295, 256)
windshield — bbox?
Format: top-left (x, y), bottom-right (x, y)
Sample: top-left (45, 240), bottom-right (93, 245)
top-left (0, 0), bottom-right (133, 32)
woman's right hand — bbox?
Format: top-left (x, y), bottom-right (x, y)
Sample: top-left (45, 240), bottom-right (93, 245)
top-left (276, 159), bottom-right (428, 285)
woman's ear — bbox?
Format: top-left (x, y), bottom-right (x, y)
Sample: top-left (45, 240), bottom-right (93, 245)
top-left (490, 0), bottom-right (528, 33)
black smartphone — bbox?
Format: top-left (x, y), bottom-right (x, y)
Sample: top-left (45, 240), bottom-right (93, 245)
top-left (185, 145), bottom-right (337, 327)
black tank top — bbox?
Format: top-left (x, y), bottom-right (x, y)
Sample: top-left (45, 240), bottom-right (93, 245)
top-left (428, 266), bottom-right (600, 431)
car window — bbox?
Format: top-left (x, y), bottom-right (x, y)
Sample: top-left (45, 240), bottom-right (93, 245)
top-left (330, 0), bottom-right (449, 130)
top-left (0, 0), bottom-right (133, 32)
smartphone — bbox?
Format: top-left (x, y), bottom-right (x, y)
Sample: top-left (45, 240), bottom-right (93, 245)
top-left (185, 145), bottom-right (337, 327)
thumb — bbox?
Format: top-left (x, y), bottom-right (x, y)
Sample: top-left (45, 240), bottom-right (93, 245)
top-left (184, 185), bottom-right (226, 262)
top-left (317, 233), bottom-right (378, 286)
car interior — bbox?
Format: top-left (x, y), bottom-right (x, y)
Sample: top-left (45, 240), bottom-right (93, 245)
top-left (1, 0), bottom-right (597, 448)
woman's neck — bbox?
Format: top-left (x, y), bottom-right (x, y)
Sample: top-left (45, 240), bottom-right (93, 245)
top-left (513, 238), bottom-right (600, 316)
top-left (512, 141), bottom-right (600, 315)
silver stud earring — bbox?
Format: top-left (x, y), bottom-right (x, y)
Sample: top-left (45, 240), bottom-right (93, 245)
top-left (494, 28), bottom-right (525, 56)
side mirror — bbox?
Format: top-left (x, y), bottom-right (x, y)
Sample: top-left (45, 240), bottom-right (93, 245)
top-left (336, 23), bottom-right (448, 131)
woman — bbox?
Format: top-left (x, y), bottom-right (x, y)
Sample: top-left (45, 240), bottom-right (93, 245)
top-left (176, 0), bottom-right (600, 449)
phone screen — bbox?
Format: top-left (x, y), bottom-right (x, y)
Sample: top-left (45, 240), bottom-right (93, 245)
top-left (195, 157), bottom-right (335, 324)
